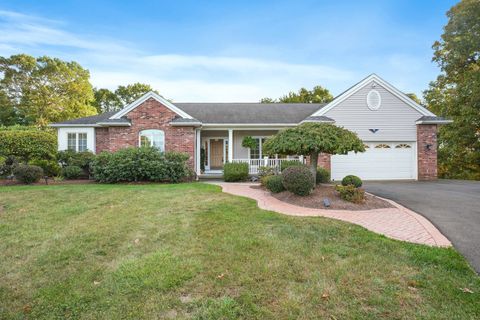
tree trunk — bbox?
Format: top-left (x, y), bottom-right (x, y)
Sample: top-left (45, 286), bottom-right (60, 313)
top-left (310, 151), bottom-right (318, 187)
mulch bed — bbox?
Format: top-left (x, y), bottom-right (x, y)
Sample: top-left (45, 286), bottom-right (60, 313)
top-left (0, 179), bottom-right (95, 186)
top-left (267, 184), bottom-right (394, 211)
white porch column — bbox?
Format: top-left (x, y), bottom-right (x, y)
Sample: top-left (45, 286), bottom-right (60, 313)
top-left (195, 128), bottom-right (201, 175)
top-left (228, 129), bottom-right (233, 162)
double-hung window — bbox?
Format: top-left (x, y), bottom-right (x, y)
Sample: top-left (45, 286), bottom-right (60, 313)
top-left (249, 137), bottom-right (266, 159)
top-left (67, 133), bottom-right (88, 152)
top-left (139, 129), bottom-right (165, 152)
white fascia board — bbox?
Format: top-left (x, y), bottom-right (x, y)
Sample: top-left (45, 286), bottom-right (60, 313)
top-left (169, 122), bottom-right (203, 127)
top-left (110, 91), bottom-right (194, 120)
top-left (96, 122), bottom-right (131, 127)
top-left (416, 119), bottom-right (453, 125)
top-left (311, 74), bottom-right (436, 117)
top-left (201, 123), bottom-right (298, 127)
top-left (49, 124), bottom-right (100, 127)
top-left (300, 119), bottom-right (335, 124)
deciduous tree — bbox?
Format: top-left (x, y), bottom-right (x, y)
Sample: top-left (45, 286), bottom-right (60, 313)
top-left (263, 123), bottom-right (365, 185)
top-left (0, 54), bottom-right (96, 126)
top-left (424, 0), bottom-right (480, 179)
top-left (260, 85), bottom-right (333, 103)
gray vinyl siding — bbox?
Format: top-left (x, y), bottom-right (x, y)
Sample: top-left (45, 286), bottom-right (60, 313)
top-left (324, 81), bottom-right (422, 141)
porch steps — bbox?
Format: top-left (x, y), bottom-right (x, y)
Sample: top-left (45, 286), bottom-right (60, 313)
top-left (198, 173), bottom-right (223, 180)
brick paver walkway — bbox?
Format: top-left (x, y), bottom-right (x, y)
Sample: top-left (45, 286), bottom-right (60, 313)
top-left (215, 183), bottom-right (451, 247)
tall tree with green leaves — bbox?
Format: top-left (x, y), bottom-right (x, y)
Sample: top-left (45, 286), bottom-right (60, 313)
top-left (93, 83), bottom-right (158, 113)
top-left (0, 54), bottom-right (96, 126)
top-left (263, 123), bottom-right (365, 185)
top-left (260, 85), bottom-right (333, 103)
top-left (424, 0), bottom-right (480, 180)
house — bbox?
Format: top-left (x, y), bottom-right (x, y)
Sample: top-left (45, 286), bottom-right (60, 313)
top-left (50, 74), bottom-right (451, 181)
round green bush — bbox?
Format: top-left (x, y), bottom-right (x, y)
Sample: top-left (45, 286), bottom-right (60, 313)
top-left (316, 167), bottom-right (330, 184)
top-left (223, 162), bottom-right (249, 182)
top-left (13, 164), bottom-right (44, 184)
top-left (282, 165), bottom-right (314, 196)
top-left (265, 175), bottom-right (285, 193)
top-left (30, 159), bottom-right (61, 177)
top-left (280, 160), bottom-right (303, 172)
top-left (341, 175), bottom-right (362, 188)
top-left (62, 165), bottom-right (83, 180)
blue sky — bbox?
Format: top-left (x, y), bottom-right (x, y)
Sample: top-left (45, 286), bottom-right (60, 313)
top-left (0, 0), bottom-right (457, 101)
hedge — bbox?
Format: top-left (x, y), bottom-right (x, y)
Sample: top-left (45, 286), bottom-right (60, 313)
top-left (90, 147), bottom-right (191, 183)
top-left (223, 162), bottom-right (249, 182)
top-left (282, 165), bottom-right (314, 196)
top-left (0, 129), bottom-right (56, 162)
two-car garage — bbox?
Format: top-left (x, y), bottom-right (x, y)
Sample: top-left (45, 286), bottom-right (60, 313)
top-left (331, 142), bottom-right (416, 181)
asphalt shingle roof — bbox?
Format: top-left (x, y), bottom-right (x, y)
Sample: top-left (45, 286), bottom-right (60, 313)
top-left (51, 103), bottom-right (326, 126)
top-left (174, 103), bottom-right (325, 124)
top-left (52, 111), bottom-right (130, 125)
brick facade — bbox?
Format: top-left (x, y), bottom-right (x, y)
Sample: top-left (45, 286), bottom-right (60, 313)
top-left (318, 153), bottom-right (331, 171)
top-left (95, 98), bottom-right (195, 169)
top-left (417, 124), bottom-right (438, 180)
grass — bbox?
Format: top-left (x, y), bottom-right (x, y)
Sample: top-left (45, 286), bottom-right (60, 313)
top-left (0, 183), bottom-right (478, 319)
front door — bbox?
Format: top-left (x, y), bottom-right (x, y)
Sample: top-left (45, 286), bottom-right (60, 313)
top-left (210, 139), bottom-right (224, 169)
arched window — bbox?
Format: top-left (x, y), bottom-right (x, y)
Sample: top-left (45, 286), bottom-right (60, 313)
top-left (375, 143), bottom-right (391, 149)
top-left (139, 129), bottom-right (165, 152)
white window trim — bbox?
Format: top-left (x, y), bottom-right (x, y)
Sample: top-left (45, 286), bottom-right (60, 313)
top-left (247, 136), bottom-right (267, 160)
top-left (67, 132), bottom-right (88, 152)
top-left (205, 137), bottom-right (228, 170)
top-left (138, 129), bottom-right (165, 151)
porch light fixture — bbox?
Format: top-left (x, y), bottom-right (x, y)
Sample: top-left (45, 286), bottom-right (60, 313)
top-left (425, 143), bottom-right (433, 151)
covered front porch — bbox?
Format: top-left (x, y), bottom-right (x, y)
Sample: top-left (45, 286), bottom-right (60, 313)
top-left (194, 127), bottom-right (304, 176)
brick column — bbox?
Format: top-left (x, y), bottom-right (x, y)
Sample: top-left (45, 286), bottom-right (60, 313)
top-left (95, 127), bottom-right (110, 153)
top-left (417, 124), bottom-right (438, 180)
top-left (318, 153), bottom-right (331, 171)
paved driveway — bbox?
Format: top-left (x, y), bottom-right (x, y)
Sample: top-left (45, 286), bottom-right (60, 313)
top-left (364, 180), bottom-right (480, 273)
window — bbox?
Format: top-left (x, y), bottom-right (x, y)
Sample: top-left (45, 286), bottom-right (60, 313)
top-left (139, 129), bottom-right (165, 151)
top-left (395, 143), bottom-right (411, 149)
top-left (249, 137), bottom-right (266, 159)
top-left (367, 89), bottom-right (382, 110)
top-left (363, 144), bottom-right (370, 149)
top-left (67, 132), bottom-right (88, 152)
top-left (375, 143), bottom-right (391, 149)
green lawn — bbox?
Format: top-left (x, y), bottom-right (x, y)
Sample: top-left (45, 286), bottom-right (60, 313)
top-left (0, 183), bottom-right (478, 319)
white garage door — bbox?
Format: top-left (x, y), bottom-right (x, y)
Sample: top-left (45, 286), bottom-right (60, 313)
top-left (331, 142), bottom-right (416, 181)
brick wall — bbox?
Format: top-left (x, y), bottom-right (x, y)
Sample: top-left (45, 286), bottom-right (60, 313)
top-left (417, 124), bottom-right (438, 180)
top-left (95, 98), bottom-right (195, 169)
top-left (318, 153), bottom-right (331, 171)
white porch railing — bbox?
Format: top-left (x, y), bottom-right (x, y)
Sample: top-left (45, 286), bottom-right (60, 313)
top-left (232, 156), bottom-right (305, 174)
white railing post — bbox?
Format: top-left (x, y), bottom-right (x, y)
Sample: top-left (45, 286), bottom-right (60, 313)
top-left (228, 129), bottom-right (233, 163)
top-left (264, 156), bottom-right (268, 166)
top-left (299, 155), bottom-right (304, 164)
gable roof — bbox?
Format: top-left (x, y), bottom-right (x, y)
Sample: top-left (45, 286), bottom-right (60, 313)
top-left (109, 91), bottom-right (194, 120)
top-left (174, 103), bottom-right (326, 124)
top-left (310, 74), bottom-right (437, 117)
top-left (49, 111), bottom-right (131, 127)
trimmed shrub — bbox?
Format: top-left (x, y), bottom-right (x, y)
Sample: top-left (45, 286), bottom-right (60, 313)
top-left (29, 159), bottom-right (61, 177)
top-left (341, 175), bottom-right (362, 188)
top-left (0, 129), bottom-right (56, 162)
top-left (13, 164), bottom-right (44, 184)
top-left (0, 155), bottom-right (18, 177)
top-left (280, 160), bottom-right (303, 172)
top-left (282, 165), bottom-right (314, 196)
top-left (223, 162), bottom-right (249, 182)
top-left (265, 175), bottom-right (285, 193)
top-left (335, 184), bottom-right (365, 203)
top-left (258, 166), bottom-right (275, 186)
top-left (57, 150), bottom-right (95, 176)
top-left (62, 165), bottom-right (83, 180)
top-left (316, 167), bottom-right (330, 184)
top-left (90, 147), bottom-right (191, 183)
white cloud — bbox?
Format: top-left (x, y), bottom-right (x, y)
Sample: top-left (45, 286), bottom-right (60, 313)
top-left (0, 9), bottom-right (358, 101)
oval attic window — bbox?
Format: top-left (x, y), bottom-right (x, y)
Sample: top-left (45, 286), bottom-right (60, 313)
top-left (367, 90), bottom-right (381, 110)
